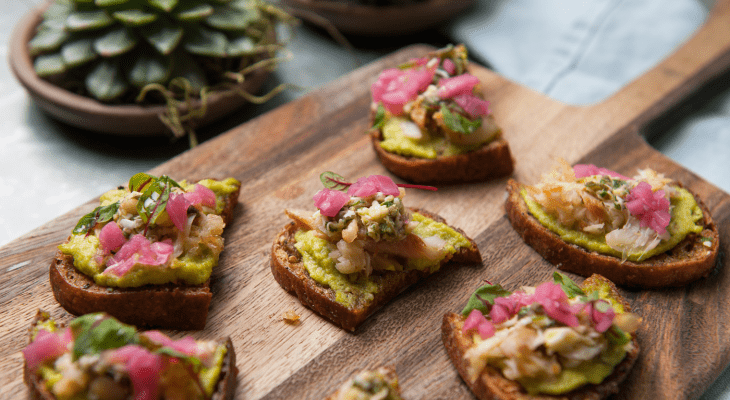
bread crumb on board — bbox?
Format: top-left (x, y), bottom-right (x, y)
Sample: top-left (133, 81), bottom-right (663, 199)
top-left (282, 309), bottom-right (300, 325)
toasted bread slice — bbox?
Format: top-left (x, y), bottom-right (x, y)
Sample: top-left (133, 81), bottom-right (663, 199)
top-left (325, 366), bottom-right (403, 400)
top-left (23, 310), bottom-right (238, 400)
top-left (370, 121), bottom-right (514, 184)
top-left (49, 179), bottom-right (240, 330)
top-left (442, 274), bottom-right (639, 400)
top-left (505, 179), bottom-right (720, 288)
top-left (271, 208), bottom-right (481, 331)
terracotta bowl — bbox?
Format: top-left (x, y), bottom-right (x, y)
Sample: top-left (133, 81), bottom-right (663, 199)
top-left (282, 0), bottom-right (474, 36)
top-left (8, 5), bottom-right (273, 136)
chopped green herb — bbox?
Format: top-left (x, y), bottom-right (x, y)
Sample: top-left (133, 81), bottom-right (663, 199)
top-left (135, 174), bottom-right (182, 227)
top-left (553, 272), bottom-right (585, 298)
top-left (73, 202), bottom-right (120, 235)
top-left (372, 104), bottom-right (386, 130)
top-left (440, 104), bottom-right (482, 134)
top-left (461, 283), bottom-right (511, 316)
top-left (320, 171), bottom-right (350, 192)
top-left (71, 314), bottom-right (138, 360)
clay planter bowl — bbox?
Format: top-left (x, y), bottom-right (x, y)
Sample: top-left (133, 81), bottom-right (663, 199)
top-left (282, 0), bottom-right (474, 36)
top-left (9, 4), bottom-right (273, 136)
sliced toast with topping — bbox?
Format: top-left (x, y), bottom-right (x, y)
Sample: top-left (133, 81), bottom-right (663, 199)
top-left (325, 366), bottom-right (403, 400)
top-left (23, 310), bottom-right (238, 400)
top-left (368, 44), bottom-right (514, 184)
top-left (442, 274), bottom-right (640, 400)
top-left (505, 178), bottom-right (720, 288)
top-left (271, 208), bottom-right (481, 331)
top-left (50, 176), bottom-right (240, 330)
top-left (370, 123), bottom-right (514, 184)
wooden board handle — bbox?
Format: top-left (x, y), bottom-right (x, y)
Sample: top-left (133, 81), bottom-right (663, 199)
top-left (588, 0), bottom-right (730, 135)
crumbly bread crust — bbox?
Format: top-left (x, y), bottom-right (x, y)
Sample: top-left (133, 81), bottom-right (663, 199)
top-left (369, 116), bottom-right (514, 184)
top-left (49, 181), bottom-right (240, 330)
top-left (441, 274), bottom-right (639, 400)
top-left (270, 208), bottom-right (482, 331)
top-left (504, 179), bottom-right (720, 288)
top-left (23, 311), bottom-right (238, 400)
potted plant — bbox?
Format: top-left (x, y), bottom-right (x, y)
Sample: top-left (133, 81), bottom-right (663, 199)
top-left (9, 0), bottom-right (293, 146)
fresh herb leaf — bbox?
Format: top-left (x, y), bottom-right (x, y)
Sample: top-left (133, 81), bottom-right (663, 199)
top-left (136, 175), bottom-right (182, 226)
top-left (553, 272), bottom-right (585, 298)
top-left (319, 172), bottom-right (438, 192)
top-left (155, 346), bottom-right (203, 370)
top-left (461, 283), bottom-right (511, 316)
top-left (372, 104), bottom-right (386, 130)
top-left (440, 104), bottom-right (482, 134)
top-left (73, 202), bottom-right (120, 235)
top-left (129, 172), bottom-right (156, 193)
top-left (320, 171), bottom-right (350, 192)
top-left (605, 325), bottom-right (631, 346)
top-left (71, 314), bottom-right (138, 360)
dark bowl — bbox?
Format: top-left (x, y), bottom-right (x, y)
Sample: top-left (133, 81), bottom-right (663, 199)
top-left (8, 5), bottom-right (273, 136)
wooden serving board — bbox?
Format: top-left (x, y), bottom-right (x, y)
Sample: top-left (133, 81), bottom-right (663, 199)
top-left (3, 2), bottom-right (730, 399)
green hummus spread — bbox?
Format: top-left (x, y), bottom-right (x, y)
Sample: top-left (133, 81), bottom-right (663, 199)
top-left (522, 187), bottom-right (703, 261)
top-left (294, 212), bottom-right (473, 309)
top-left (379, 117), bottom-right (493, 159)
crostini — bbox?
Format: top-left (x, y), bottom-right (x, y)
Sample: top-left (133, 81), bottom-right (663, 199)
top-left (271, 172), bottom-right (481, 331)
top-left (442, 273), bottom-right (641, 399)
top-left (50, 173), bottom-right (241, 329)
top-left (22, 310), bottom-right (237, 400)
top-left (369, 44), bottom-right (514, 183)
top-left (326, 366), bottom-right (403, 400)
top-left (505, 160), bottom-right (719, 287)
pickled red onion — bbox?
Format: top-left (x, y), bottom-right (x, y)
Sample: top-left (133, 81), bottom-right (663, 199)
top-left (573, 164), bottom-right (629, 180)
top-left (184, 184), bottom-right (216, 208)
top-left (142, 331), bottom-right (200, 357)
top-left (313, 188), bottom-right (350, 218)
top-left (453, 94), bottom-right (490, 118)
top-left (626, 181), bottom-right (671, 235)
top-left (437, 74), bottom-right (480, 99)
top-left (587, 300), bottom-right (616, 333)
top-left (99, 222), bottom-right (126, 253)
top-left (22, 328), bottom-right (72, 373)
top-left (371, 67), bottom-right (435, 115)
top-left (347, 175), bottom-right (400, 198)
top-left (104, 235), bottom-right (174, 276)
top-left (442, 58), bottom-right (456, 75)
top-left (166, 193), bottom-right (189, 232)
top-left (106, 345), bottom-right (162, 400)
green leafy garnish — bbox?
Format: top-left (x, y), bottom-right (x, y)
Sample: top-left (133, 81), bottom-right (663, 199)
top-left (129, 172), bottom-right (157, 193)
top-left (605, 325), bottom-right (631, 346)
top-left (372, 104), bottom-right (387, 130)
top-left (440, 104), bottom-right (482, 134)
top-left (553, 272), bottom-right (585, 298)
top-left (461, 283), bottom-right (512, 316)
top-left (154, 346), bottom-right (202, 370)
top-left (133, 173), bottom-right (182, 227)
top-left (70, 314), bottom-right (138, 360)
top-left (320, 171), bottom-right (351, 192)
top-left (73, 202), bottom-right (120, 235)
top-left (319, 172), bottom-right (438, 193)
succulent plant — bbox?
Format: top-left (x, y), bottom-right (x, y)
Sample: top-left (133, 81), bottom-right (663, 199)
top-left (29, 0), bottom-right (291, 141)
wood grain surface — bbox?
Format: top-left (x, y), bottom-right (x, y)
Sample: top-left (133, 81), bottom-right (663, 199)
top-left (3, 1), bottom-right (730, 399)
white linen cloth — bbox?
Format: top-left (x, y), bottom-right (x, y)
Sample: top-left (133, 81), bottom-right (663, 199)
top-left (448, 0), bottom-right (730, 198)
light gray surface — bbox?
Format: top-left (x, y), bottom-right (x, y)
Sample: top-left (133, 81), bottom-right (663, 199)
top-left (2, 0), bottom-right (730, 397)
